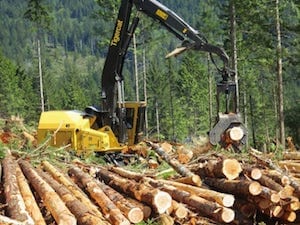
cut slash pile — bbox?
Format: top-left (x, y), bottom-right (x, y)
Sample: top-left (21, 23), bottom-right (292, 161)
top-left (1, 141), bottom-right (300, 225)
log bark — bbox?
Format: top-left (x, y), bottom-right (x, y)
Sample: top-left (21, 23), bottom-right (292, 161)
top-left (16, 166), bottom-right (46, 225)
top-left (96, 181), bottom-right (144, 223)
top-left (41, 161), bottom-right (107, 222)
top-left (95, 167), bottom-right (172, 214)
top-left (195, 158), bottom-right (242, 180)
top-left (19, 160), bottom-right (77, 225)
top-left (204, 178), bottom-right (262, 196)
top-left (259, 186), bottom-right (280, 203)
top-left (258, 174), bottom-right (283, 192)
top-left (37, 168), bottom-right (108, 225)
top-left (283, 151), bottom-right (300, 160)
top-left (243, 166), bottom-right (262, 180)
top-left (68, 166), bottom-right (130, 225)
top-left (2, 156), bottom-right (34, 224)
top-left (147, 179), bottom-right (235, 223)
top-left (147, 141), bottom-right (202, 186)
top-left (153, 178), bottom-right (234, 207)
top-left (233, 199), bottom-right (256, 218)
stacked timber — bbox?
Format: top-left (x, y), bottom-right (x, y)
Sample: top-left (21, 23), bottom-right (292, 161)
top-left (1, 144), bottom-right (300, 224)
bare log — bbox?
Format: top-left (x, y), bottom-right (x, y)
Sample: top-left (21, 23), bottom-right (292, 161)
top-left (204, 178), bottom-right (262, 196)
top-left (2, 156), bottom-right (34, 224)
top-left (16, 166), bottom-right (46, 225)
top-left (95, 167), bottom-right (172, 214)
top-left (37, 168), bottom-right (108, 225)
top-left (147, 141), bottom-right (202, 186)
top-left (68, 166), bottom-right (130, 225)
top-left (258, 174), bottom-right (283, 192)
top-left (41, 161), bottom-right (107, 222)
top-left (283, 151), bottom-right (300, 160)
top-left (259, 186), bottom-right (281, 203)
top-left (108, 166), bottom-right (144, 182)
top-left (145, 177), bottom-right (234, 223)
top-left (19, 160), bottom-right (77, 225)
top-left (195, 158), bottom-right (242, 180)
top-left (154, 178), bottom-right (234, 207)
top-left (96, 181), bottom-right (144, 223)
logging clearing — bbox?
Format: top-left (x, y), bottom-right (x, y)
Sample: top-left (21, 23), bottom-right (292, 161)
top-left (0, 121), bottom-right (300, 224)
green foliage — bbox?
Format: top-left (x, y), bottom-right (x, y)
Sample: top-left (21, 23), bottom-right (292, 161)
top-left (0, 0), bottom-right (299, 147)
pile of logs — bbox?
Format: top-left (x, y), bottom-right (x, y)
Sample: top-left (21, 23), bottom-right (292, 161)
top-left (1, 143), bottom-right (300, 225)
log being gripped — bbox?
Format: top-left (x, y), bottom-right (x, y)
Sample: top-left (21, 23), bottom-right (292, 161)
top-left (195, 158), bottom-right (242, 180)
top-left (41, 161), bottom-right (107, 222)
top-left (154, 178), bottom-right (234, 207)
top-left (204, 178), bottom-right (262, 196)
top-left (18, 160), bottom-right (77, 225)
top-left (68, 166), bottom-right (130, 225)
top-left (95, 167), bottom-right (172, 214)
top-left (16, 166), bottom-right (46, 225)
top-left (96, 181), bottom-right (144, 223)
top-left (147, 141), bottom-right (201, 186)
top-left (37, 168), bottom-right (108, 225)
top-left (145, 178), bottom-right (234, 223)
top-left (2, 156), bottom-right (34, 225)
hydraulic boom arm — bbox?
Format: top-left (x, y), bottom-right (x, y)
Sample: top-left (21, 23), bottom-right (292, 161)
top-left (101, 0), bottom-right (246, 149)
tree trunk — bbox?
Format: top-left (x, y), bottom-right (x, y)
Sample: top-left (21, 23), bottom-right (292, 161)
top-left (68, 166), bottom-right (130, 225)
top-left (275, 0), bottom-right (285, 147)
top-left (37, 39), bottom-right (45, 112)
top-left (230, 0), bottom-right (239, 112)
top-left (2, 156), bottom-right (34, 224)
top-left (19, 160), bottom-right (77, 225)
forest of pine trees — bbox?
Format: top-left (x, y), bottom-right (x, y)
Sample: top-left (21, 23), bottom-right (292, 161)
top-left (0, 0), bottom-right (299, 149)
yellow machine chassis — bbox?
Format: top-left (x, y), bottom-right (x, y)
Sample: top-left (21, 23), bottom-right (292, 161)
top-left (37, 101), bottom-right (146, 156)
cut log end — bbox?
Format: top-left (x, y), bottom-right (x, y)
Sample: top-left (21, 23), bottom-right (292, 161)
top-left (173, 205), bottom-right (188, 219)
top-left (250, 168), bottom-right (262, 180)
top-left (222, 159), bottom-right (242, 180)
top-left (229, 127), bottom-right (244, 141)
top-left (282, 211), bottom-right (296, 222)
top-left (154, 191), bottom-right (172, 214)
top-left (249, 181), bottom-right (262, 196)
top-left (127, 208), bottom-right (144, 224)
top-left (221, 208), bottom-right (235, 223)
top-left (223, 194), bottom-right (235, 208)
